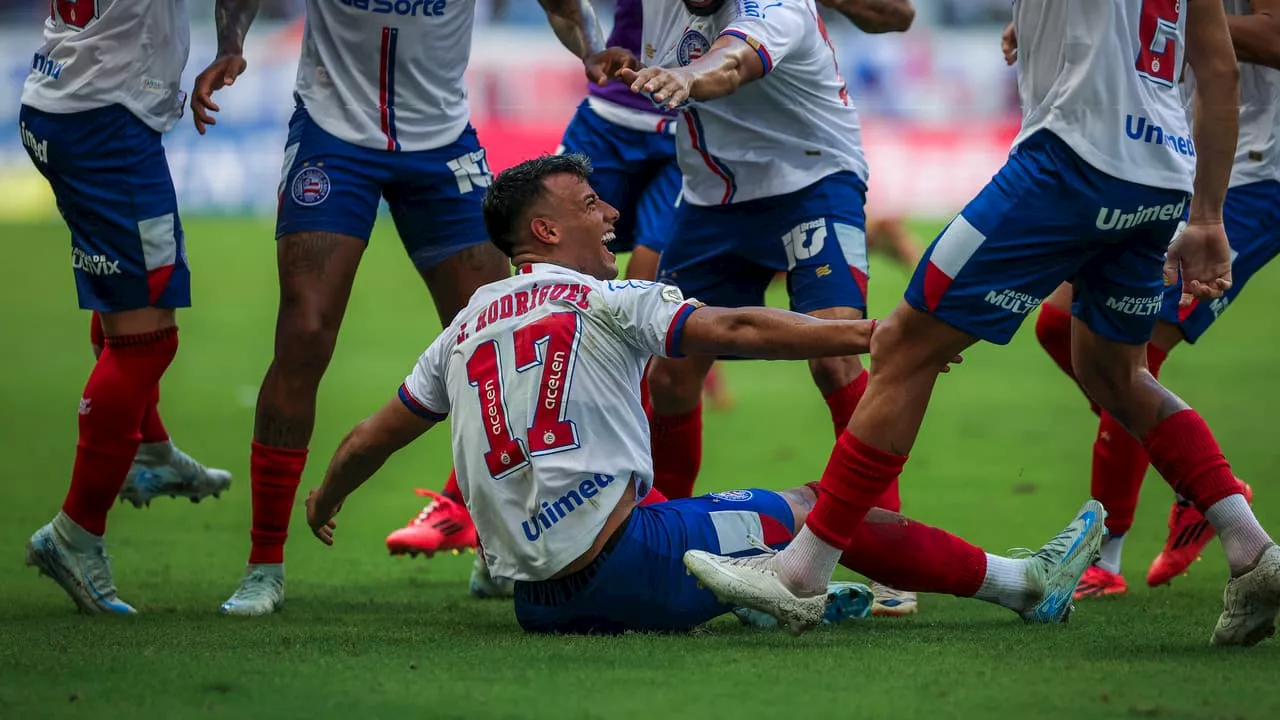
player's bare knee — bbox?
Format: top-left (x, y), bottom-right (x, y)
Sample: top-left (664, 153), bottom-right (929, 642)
top-left (647, 356), bottom-right (708, 414)
top-left (777, 486), bottom-right (818, 534)
top-left (1072, 348), bottom-right (1137, 415)
top-left (872, 304), bottom-right (971, 376)
top-left (808, 355), bottom-right (863, 395)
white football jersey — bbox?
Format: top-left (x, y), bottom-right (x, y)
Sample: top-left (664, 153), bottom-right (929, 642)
top-left (1225, 0), bottom-right (1280, 187)
top-left (296, 0), bottom-right (475, 152)
top-left (401, 264), bottom-right (701, 582)
top-left (1011, 0), bottom-right (1194, 193)
top-left (21, 0), bottom-right (190, 133)
top-left (641, 0), bottom-right (868, 206)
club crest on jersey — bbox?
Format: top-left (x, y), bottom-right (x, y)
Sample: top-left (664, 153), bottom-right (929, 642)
top-left (711, 490), bottom-right (753, 502)
top-left (677, 29), bottom-right (711, 66)
top-left (291, 166), bottom-right (331, 206)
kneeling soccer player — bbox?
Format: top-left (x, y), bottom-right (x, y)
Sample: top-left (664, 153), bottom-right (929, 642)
top-left (302, 155), bottom-right (1105, 634)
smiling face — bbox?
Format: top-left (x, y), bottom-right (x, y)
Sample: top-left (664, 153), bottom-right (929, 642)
top-left (533, 173), bottom-right (621, 281)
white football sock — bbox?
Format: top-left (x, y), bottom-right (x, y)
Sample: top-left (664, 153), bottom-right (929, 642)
top-left (1204, 494), bottom-right (1273, 575)
top-left (776, 526), bottom-right (844, 596)
top-left (973, 554), bottom-right (1032, 611)
top-left (1096, 534), bottom-right (1125, 574)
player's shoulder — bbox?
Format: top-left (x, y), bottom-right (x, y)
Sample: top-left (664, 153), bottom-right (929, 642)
top-left (721, 0), bottom-right (808, 24)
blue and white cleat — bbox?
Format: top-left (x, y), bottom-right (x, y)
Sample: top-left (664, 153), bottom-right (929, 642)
top-left (469, 551), bottom-right (514, 600)
top-left (119, 440), bottom-right (232, 508)
top-left (733, 581), bottom-right (874, 629)
top-left (24, 512), bottom-right (136, 615)
top-left (1017, 499), bottom-right (1108, 623)
top-left (870, 582), bottom-right (919, 617)
top-left (219, 564), bottom-right (285, 616)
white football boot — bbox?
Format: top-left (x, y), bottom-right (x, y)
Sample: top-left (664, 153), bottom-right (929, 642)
top-left (119, 440), bottom-right (232, 508)
top-left (684, 543), bottom-right (828, 636)
top-left (1212, 544), bottom-right (1280, 646)
top-left (219, 564), bottom-right (285, 616)
top-left (25, 512), bottom-right (136, 615)
top-left (1014, 499), bottom-right (1108, 623)
top-left (869, 582), bottom-right (920, 617)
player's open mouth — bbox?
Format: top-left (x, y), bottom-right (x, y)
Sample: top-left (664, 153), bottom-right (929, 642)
top-left (602, 231), bottom-right (615, 245)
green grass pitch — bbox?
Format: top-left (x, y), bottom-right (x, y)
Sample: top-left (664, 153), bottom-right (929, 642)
top-left (1, 218), bottom-right (1278, 719)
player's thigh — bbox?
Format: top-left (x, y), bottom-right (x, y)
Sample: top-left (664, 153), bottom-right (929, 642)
top-left (632, 158), bottom-right (681, 258)
top-left (276, 106), bottom-right (384, 260)
top-left (20, 104), bottom-right (190, 313)
top-left (774, 172), bottom-right (872, 316)
top-left (657, 203), bottom-right (776, 309)
top-left (1158, 179), bottom-right (1280, 344)
top-left (383, 126), bottom-right (509, 323)
top-left (1073, 197), bottom-right (1190, 347)
top-left (904, 130), bottom-right (1122, 346)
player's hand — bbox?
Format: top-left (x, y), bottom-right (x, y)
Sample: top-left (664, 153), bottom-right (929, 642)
top-left (585, 47), bottom-right (642, 87)
top-left (191, 54), bottom-right (248, 135)
top-left (940, 354), bottom-right (964, 374)
top-left (305, 488), bottom-right (343, 546)
top-left (1164, 221), bottom-right (1233, 307)
top-left (1001, 23), bottom-right (1018, 65)
top-left (618, 66), bottom-right (694, 110)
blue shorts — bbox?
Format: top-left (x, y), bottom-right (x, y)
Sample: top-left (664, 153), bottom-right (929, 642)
top-left (558, 100), bottom-right (680, 254)
top-left (512, 489), bottom-right (796, 634)
top-left (657, 172), bottom-right (870, 314)
top-left (19, 104), bottom-right (190, 312)
top-left (906, 130), bottom-right (1189, 345)
top-left (1159, 179), bottom-right (1280, 343)
top-left (276, 105), bottom-right (490, 271)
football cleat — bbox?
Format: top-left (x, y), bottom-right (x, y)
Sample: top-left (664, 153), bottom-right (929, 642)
top-left (869, 582), bottom-right (919, 616)
top-left (469, 551), bottom-right (515, 599)
top-left (25, 513), bottom-right (135, 615)
top-left (1148, 482), bottom-right (1254, 588)
top-left (1074, 565), bottom-right (1128, 600)
top-left (1212, 544), bottom-right (1280, 647)
top-left (684, 541), bottom-right (827, 637)
top-left (219, 564), bottom-right (285, 616)
top-left (119, 440), bottom-right (233, 508)
top-left (1016, 499), bottom-right (1108, 623)
top-left (386, 488), bottom-right (478, 558)
top-left (732, 580), bottom-right (874, 628)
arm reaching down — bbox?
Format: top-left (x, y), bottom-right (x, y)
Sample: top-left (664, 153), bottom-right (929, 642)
top-left (305, 398), bottom-right (436, 545)
top-left (190, 0), bottom-right (261, 134)
top-left (1165, 0), bottom-right (1240, 305)
top-left (818, 0), bottom-right (915, 34)
top-left (1227, 0), bottom-right (1280, 68)
top-left (619, 34), bottom-right (765, 109)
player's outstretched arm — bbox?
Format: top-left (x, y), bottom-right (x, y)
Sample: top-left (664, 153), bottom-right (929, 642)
top-left (818, 0), bottom-right (915, 34)
top-left (190, 0), bottom-right (261, 134)
top-left (619, 35), bottom-right (764, 110)
top-left (538, 0), bottom-right (618, 83)
top-left (305, 398), bottom-right (436, 546)
top-left (1226, 0), bottom-right (1280, 68)
top-left (678, 306), bottom-right (873, 360)
top-left (1167, 0), bottom-right (1239, 305)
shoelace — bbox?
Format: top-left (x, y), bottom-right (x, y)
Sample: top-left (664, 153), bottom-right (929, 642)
top-left (233, 570), bottom-right (281, 601)
top-left (409, 489), bottom-right (450, 525)
top-left (83, 542), bottom-right (122, 600)
top-left (714, 535), bottom-right (779, 570)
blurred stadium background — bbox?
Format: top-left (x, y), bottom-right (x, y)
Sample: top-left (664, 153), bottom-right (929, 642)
top-left (4, 3), bottom-right (1280, 718)
top-left (0, 0), bottom-right (1021, 221)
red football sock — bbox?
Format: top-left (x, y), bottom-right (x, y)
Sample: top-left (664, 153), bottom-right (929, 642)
top-left (441, 468), bottom-right (463, 503)
top-left (840, 513), bottom-right (987, 597)
top-left (824, 372), bottom-right (902, 513)
top-left (823, 371), bottom-right (865, 436)
top-left (806, 431), bottom-right (907, 550)
top-left (62, 328), bottom-right (178, 536)
top-left (138, 386), bottom-right (169, 444)
top-left (248, 441), bottom-right (308, 565)
top-left (1034, 304), bottom-right (1099, 414)
top-left (1143, 409), bottom-right (1239, 514)
top-left (649, 404), bottom-right (702, 499)
top-left (1090, 343), bottom-right (1168, 537)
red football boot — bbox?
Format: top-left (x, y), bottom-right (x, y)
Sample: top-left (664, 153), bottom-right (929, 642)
top-left (386, 489), bottom-right (478, 558)
top-left (1074, 565), bottom-right (1128, 600)
top-left (1147, 481), bottom-right (1254, 587)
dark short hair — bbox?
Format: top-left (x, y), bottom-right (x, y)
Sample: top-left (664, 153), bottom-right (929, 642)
top-left (482, 153), bottom-right (594, 257)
